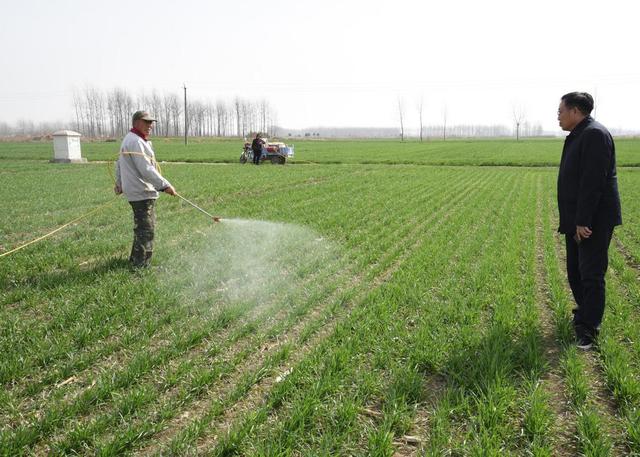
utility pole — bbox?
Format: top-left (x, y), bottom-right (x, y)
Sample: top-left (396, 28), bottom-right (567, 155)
top-left (183, 83), bottom-right (188, 145)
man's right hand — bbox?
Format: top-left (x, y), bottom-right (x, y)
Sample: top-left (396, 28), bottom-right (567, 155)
top-left (575, 225), bottom-right (592, 241)
top-left (163, 185), bottom-right (177, 196)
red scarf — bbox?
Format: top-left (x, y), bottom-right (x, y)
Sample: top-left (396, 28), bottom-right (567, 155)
top-left (130, 127), bottom-right (148, 141)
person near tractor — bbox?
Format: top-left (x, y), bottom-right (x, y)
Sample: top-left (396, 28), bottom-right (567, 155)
top-left (251, 133), bottom-right (265, 165)
top-left (114, 110), bottom-right (176, 268)
top-left (556, 92), bottom-right (622, 349)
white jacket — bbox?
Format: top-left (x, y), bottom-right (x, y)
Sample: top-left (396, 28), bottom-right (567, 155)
top-left (115, 131), bottom-right (171, 202)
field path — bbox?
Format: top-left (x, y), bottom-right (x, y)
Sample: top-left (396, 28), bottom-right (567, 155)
top-left (547, 189), bottom-right (629, 455)
top-left (533, 175), bottom-right (577, 456)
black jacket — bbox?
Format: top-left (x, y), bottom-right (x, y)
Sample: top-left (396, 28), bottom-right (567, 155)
top-left (557, 116), bottom-right (622, 234)
top-left (251, 138), bottom-right (264, 153)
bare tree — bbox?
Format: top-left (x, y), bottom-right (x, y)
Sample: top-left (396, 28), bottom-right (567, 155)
top-left (418, 97), bottom-right (424, 142)
top-left (167, 93), bottom-right (182, 136)
top-left (241, 100), bottom-right (252, 137)
top-left (442, 105), bottom-right (448, 141)
top-left (215, 101), bottom-right (226, 136)
top-left (397, 97), bottom-right (405, 141)
top-left (106, 88), bottom-right (133, 137)
top-left (267, 106), bottom-right (277, 136)
top-left (72, 89), bottom-right (84, 133)
top-left (234, 97), bottom-right (242, 137)
top-left (161, 93), bottom-right (174, 137)
top-left (148, 91), bottom-right (163, 136)
top-left (16, 119), bottom-right (35, 136)
top-left (190, 100), bottom-right (207, 136)
top-left (512, 104), bottom-right (526, 141)
top-left (95, 91), bottom-right (106, 137)
top-left (82, 86), bottom-right (108, 137)
top-left (205, 101), bottom-right (215, 136)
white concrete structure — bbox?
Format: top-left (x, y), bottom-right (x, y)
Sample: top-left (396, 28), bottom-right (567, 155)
top-left (51, 130), bottom-right (86, 163)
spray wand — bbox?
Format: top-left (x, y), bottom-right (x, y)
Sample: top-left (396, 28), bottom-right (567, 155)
top-left (175, 193), bottom-right (221, 222)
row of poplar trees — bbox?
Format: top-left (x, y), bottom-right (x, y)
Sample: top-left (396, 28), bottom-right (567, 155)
top-left (72, 87), bottom-right (278, 139)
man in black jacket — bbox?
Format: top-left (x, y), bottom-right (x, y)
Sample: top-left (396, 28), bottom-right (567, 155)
top-left (251, 133), bottom-right (265, 165)
top-left (557, 92), bottom-right (622, 349)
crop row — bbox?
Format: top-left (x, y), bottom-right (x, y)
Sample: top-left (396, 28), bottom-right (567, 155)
top-left (1, 138), bottom-right (639, 166)
top-left (2, 162), bottom-right (640, 455)
top-left (1, 162), bottom-right (480, 450)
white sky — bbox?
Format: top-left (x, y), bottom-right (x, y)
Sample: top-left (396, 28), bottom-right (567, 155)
top-left (1, 0), bottom-right (639, 132)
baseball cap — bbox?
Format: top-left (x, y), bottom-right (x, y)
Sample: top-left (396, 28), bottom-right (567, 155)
top-left (132, 110), bottom-right (156, 122)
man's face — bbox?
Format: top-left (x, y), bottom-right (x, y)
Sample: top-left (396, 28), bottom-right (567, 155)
top-left (557, 101), bottom-right (582, 132)
top-left (134, 119), bottom-right (154, 137)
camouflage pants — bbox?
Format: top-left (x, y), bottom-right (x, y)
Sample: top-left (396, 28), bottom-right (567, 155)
top-left (129, 199), bottom-right (156, 267)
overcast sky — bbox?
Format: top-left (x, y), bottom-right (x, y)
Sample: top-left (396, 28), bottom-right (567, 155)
top-left (1, 0), bottom-right (638, 132)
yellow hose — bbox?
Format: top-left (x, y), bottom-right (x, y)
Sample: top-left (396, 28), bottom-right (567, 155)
top-left (0, 196), bottom-right (120, 258)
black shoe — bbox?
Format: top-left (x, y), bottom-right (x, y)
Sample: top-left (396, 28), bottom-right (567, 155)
top-left (129, 261), bottom-right (150, 270)
top-left (574, 324), bottom-right (598, 350)
top-left (576, 335), bottom-right (593, 350)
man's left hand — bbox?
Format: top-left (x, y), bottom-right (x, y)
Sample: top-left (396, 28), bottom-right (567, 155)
top-left (576, 225), bottom-right (592, 241)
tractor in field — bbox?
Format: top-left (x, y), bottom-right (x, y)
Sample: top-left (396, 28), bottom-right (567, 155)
top-left (240, 139), bottom-right (294, 165)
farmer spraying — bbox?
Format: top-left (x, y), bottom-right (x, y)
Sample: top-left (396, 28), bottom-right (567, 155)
top-left (114, 110), bottom-right (176, 268)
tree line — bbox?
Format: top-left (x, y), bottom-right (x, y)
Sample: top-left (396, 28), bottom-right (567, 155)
top-left (0, 90), bottom-right (556, 139)
top-left (278, 124), bottom-right (540, 139)
top-left (0, 120), bottom-right (66, 137)
top-left (400, 98), bottom-right (544, 142)
top-left (71, 87), bottom-right (278, 138)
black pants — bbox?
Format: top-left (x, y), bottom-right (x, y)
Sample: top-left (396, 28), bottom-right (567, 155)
top-left (129, 199), bottom-right (156, 267)
top-left (252, 149), bottom-right (261, 165)
top-left (565, 223), bottom-right (614, 334)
